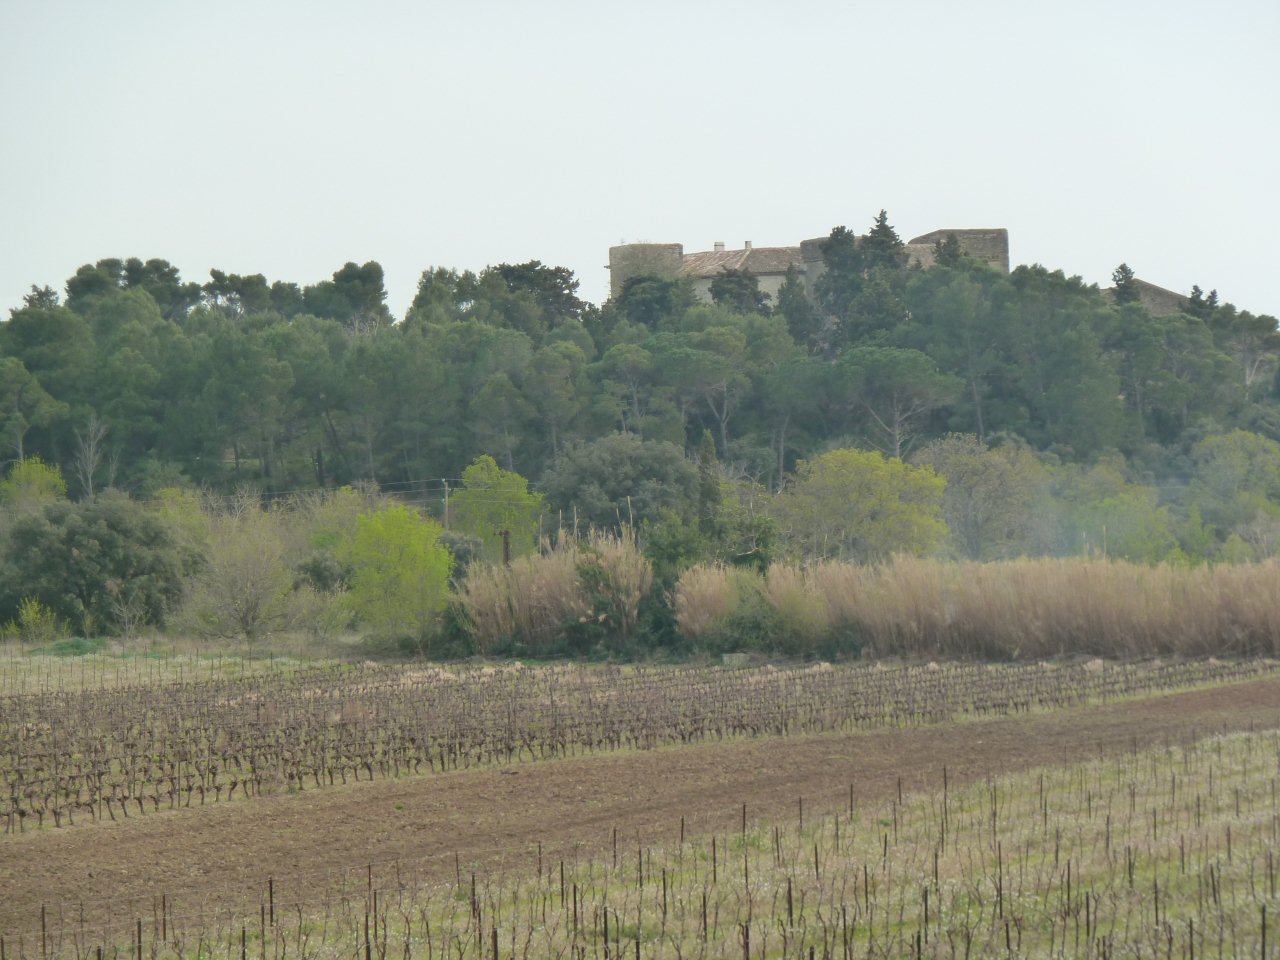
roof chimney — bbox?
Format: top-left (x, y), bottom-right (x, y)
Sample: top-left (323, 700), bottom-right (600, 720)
top-left (744, 240), bottom-right (753, 250)
top-left (713, 241), bottom-right (725, 252)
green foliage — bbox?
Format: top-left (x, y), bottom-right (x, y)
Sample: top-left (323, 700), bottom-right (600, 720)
top-left (303, 261), bottom-right (392, 329)
top-left (339, 504), bottom-right (452, 648)
top-left (772, 448), bottom-right (948, 562)
top-left (1111, 262), bottom-right (1139, 304)
top-left (709, 268), bottom-right (770, 314)
top-left (0, 359), bottom-right (65, 461)
top-left (829, 346), bottom-right (961, 458)
top-left (177, 500), bottom-right (295, 643)
top-left (695, 430), bottom-right (721, 535)
top-left (613, 275), bottom-right (694, 330)
top-left (0, 456), bottom-right (67, 510)
top-left (543, 433), bottom-right (698, 531)
top-left (913, 434), bottom-right (1051, 559)
top-left (449, 456), bottom-right (545, 564)
top-left (776, 265), bottom-right (821, 349)
top-left (932, 232), bottom-right (963, 267)
top-left (1188, 429), bottom-right (1280, 534)
top-left (2, 238), bottom-right (1278, 596)
top-left (11, 596), bottom-right (64, 646)
top-left (0, 491), bottom-right (192, 635)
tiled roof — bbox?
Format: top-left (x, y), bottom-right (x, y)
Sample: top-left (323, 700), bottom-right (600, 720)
top-left (679, 246), bottom-right (803, 278)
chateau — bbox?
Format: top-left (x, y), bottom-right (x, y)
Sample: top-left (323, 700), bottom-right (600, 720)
top-left (607, 227), bottom-right (1010, 301)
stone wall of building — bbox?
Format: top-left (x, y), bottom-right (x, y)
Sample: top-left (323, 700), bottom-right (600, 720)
top-left (607, 243), bottom-right (684, 298)
top-left (607, 226), bottom-right (1010, 303)
top-left (907, 229), bottom-right (1010, 272)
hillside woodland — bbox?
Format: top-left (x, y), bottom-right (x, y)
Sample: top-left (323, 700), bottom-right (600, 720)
top-left (3, 213), bottom-right (1280, 655)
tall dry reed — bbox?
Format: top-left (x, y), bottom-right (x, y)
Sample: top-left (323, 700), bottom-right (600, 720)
top-left (676, 556), bottom-right (1280, 659)
top-left (455, 529), bottom-right (652, 652)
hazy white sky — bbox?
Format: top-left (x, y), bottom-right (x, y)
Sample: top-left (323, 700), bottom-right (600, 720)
top-left (1, 0), bottom-right (1276, 319)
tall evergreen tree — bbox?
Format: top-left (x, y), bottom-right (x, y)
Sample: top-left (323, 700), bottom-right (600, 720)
top-left (1112, 263), bottom-right (1139, 304)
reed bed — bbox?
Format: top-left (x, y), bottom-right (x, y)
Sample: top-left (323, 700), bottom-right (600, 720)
top-left (677, 557), bottom-right (1280, 659)
top-left (13, 727), bottom-right (1280, 958)
top-left (456, 529), bottom-right (652, 654)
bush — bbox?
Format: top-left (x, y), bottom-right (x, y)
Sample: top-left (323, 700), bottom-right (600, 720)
top-left (0, 492), bottom-right (193, 636)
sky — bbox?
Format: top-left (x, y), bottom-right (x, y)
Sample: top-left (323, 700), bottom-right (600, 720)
top-left (1, 0), bottom-right (1277, 319)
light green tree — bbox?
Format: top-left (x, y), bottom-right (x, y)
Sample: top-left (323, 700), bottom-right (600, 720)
top-left (178, 500), bottom-right (294, 643)
top-left (340, 504), bottom-right (452, 646)
top-left (0, 456), bottom-right (67, 513)
top-left (450, 456), bottom-right (545, 564)
top-left (913, 434), bottom-right (1052, 559)
top-left (1188, 430), bottom-right (1280, 535)
top-left (772, 448), bottom-right (947, 562)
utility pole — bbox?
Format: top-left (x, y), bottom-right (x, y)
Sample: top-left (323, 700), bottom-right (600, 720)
top-left (500, 529), bottom-right (511, 566)
top-left (442, 480), bottom-right (450, 530)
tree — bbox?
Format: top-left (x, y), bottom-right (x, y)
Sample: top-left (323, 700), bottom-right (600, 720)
top-left (449, 456), bottom-right (545, 565)
top-left (65, 257), bottom-right (200, 320)
top-left (178, 500), bottom-right (295, 643)
top-left (595, 342), bottom-right (655, 435)
top-left (0, 358), bottom-right (65, 461)
top-left (1053, 456), bottom-right (1184, 562)
top-left (613, 275), bottom-right (694, 330)
top-left (899, 267), bottom-right (1010, 439)
top-left (303, 261), bottom-right (392, 330)
top-left (829, 347), bottom-right (961, 458)
top-left (203, 269), bottom-right (274, 317)
top-left (932, 233), bottom-right (963, 268)
top-left (543, 433), bottom-right (698, 532)
top-left (912, 434), bottom-right (1050, 559)
top-left (0, 456), bottom-right (67, 512)
top-left (72, 413), bottom-right (110, 498)
top-left (695, 430), bottom-right (722, 536)
top-left (403, 266), bottom-right (473, 328)
top-left (0, 491), bottom-right (192, 635)
top-left (1111, 263), bottom-right (1139, 304)
top-left (814, 226), bottom-right (864, 321)
top-left (20, 285), bottom-right (59, 310)
top-left (997, 265), bottom-right (1127, 455)
top-left (861, 209), bottom-right (906, 272)
top-left (775, 265), bottom-right (821, 349)
top-left (525, 341), bottom-right (589, 457)
top-left (339, 503), bottom-right (452, 647)
top-left (1187, 429), bottom-right (1280, 535)
top-left (493, 261), bottom-right (586, 327)
top-left (771, 447), bottom-right (947, 562)
top-left (709, 268), bottom-right (770, 314)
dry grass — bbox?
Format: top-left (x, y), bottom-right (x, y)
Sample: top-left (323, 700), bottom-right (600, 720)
top-left (455, 529), bottom-right (652, 653)
top-left (676, 556), bottom-right (1280, 659)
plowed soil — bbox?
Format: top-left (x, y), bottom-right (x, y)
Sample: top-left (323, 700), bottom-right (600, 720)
top-left (4, 677), bottom-right (1279, 940)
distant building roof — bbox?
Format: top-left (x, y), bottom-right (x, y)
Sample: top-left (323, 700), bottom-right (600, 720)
top-left (679, 245), bottom-right (803, 279)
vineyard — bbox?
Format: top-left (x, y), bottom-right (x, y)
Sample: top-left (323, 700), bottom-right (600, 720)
top-left (3, 657), bottom-right (1275, 835)
top-left (2, 655), bottom-right (1279, 958)
top-left (155, 731), bottom-right (1280, 958)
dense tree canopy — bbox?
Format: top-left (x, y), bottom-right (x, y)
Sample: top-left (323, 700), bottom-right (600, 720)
top-left (0, 204), bottom-right (1277, 633)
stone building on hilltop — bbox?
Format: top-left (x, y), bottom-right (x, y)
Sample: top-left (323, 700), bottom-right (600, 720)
top-left (607, 227), bottom-right (1010, 301)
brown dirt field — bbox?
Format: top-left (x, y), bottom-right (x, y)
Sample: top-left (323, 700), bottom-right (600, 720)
top-left (4, 676), bottom-right (1279, 941)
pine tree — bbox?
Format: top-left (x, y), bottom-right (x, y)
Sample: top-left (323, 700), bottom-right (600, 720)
top-left (861, 210), bottom-right (906, 271)
top-left (1111, 263), bottom-right (1139, 304)
top-left (696, 429), bottom-right (722, 537)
